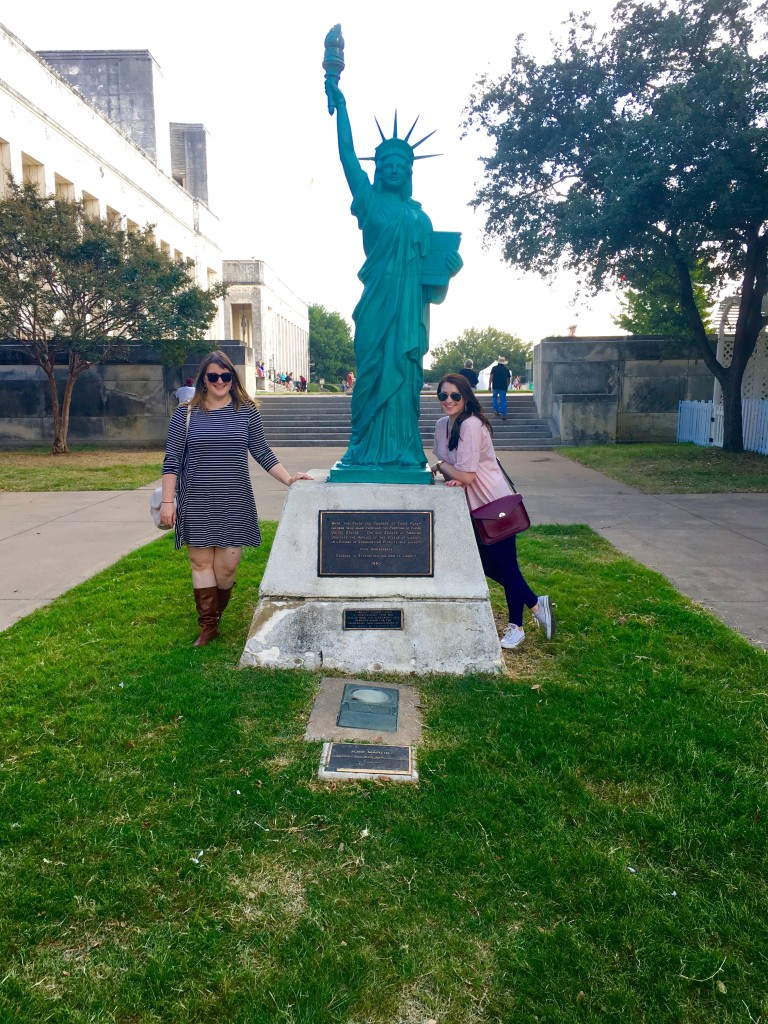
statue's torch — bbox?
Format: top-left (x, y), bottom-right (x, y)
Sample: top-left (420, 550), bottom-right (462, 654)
top-left (323, 24), bottom-right (345, 114)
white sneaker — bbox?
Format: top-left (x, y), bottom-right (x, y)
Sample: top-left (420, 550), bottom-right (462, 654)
top-left (500, 624), bottom-right (525, 649)
top-left (532, 595), bottom-right (556, 640)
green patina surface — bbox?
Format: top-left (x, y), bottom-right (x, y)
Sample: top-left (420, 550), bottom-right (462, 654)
top-left (324, 25), bottom-right (462, 482)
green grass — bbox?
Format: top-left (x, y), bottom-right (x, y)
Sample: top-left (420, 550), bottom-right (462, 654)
top-left (558, 442), bottom-right (768, 493)
top-left (0, 447), bottom-right (164, 491)
top-left (0, 525), bottom-right (766, 1023)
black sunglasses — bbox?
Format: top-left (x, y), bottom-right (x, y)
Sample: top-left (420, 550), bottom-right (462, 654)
top-left (437, 391), bottom-right (462, 402)
top-left (205, 372), bottom-right (233, 384)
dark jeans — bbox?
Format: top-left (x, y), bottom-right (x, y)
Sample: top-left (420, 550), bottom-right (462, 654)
top-left (492, 389), bottom-right (507, 416)
top-left (477, 531), bottom-right (537, 627)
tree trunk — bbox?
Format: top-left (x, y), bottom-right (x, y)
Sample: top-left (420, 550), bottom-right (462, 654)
top-left (720, 370), bottom-right (744, 452)
top-left (45, 366), bottom-right (69, 455)
top-left (721, 228), bottom-right (768, 452)
top-left (52, 365), bottom-right (81, 455)
top-left (674, 231), bottom-right (767, 454)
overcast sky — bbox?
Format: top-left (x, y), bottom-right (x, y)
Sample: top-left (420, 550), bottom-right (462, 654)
top-left (5, 0), bottom-right (628, 349)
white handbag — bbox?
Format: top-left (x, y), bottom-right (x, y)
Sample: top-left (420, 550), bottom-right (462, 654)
top-left (151, 403), bottom-right (191, 530)
top-left (150, 486), bottom-right (171, 529)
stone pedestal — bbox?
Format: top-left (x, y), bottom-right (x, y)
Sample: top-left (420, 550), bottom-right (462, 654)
top-left (239, 476), bottom-right (504, 675)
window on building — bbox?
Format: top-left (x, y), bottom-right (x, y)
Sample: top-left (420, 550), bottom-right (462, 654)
top-left (54, 174), bottom-right (75, 201)
top-left (106, 206), bottom-right (122, 229)
top-left (126, 219), bottom-right (139, 234)
top-left (160, 241), bottom-right (171, 256)
top-left (21, 153), bottom-right (45, 191)
top-left (0, 139), bottom-right (11, 196)
top-left (81, 191), bottom-right (100, 219)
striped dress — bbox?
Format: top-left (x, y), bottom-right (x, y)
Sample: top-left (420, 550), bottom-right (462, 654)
top-left (162, 401), bottom-right (279, 550)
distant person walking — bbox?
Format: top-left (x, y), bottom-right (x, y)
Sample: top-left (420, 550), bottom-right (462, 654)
top-left (430, 372), bottom-right (555, 650)
top-left (160, 350), bottom-right (312, 647)
top-left (175, 378), bottom-right (196, 403)
top-left (458, 359), bottom-right (479, 389)
top-left (346, 371), bottom-right (355, 392)
top-left (490, 356), bottom-right (511, 419)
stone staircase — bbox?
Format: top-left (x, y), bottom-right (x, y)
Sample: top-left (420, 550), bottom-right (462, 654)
top-left (256, 392), bottom-right (559, 450)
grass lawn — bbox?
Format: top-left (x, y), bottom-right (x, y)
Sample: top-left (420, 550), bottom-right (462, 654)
top-left (558, 442), bottom-right (768, 493)
top-left (0, 447), bottom-right (164, 491)
top-left (1, 525), bottom-right (766, 1023)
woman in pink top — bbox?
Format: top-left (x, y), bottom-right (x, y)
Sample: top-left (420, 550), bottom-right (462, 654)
top-left (431, 373), bottom-right (555, 650)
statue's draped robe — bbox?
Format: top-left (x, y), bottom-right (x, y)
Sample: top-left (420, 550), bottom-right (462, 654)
top-left (339, 176), bottom-right (433, 468)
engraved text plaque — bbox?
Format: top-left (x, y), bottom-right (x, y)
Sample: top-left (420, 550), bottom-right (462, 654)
top-left (318, 511), bottom-right (433, 577)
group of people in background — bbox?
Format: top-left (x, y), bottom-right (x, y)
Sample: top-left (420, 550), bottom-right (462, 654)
top-left (456, 356), bottom-right (524, 419)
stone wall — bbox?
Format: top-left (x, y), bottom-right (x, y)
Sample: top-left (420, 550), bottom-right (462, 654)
top-left (0, 342), bottom-right (250, 447)
top-left (534, 336), bottom-right (714, 444)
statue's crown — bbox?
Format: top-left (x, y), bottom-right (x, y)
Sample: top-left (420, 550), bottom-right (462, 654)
top-left (361, 113), bottom-right (441, 163)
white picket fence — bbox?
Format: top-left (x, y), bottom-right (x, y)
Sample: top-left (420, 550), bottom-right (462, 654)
top-left (677, 399), bottom-right (768, 454)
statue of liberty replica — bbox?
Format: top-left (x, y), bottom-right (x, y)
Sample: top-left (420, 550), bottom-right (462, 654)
top-left (323, 26), bottom-right (463, 484)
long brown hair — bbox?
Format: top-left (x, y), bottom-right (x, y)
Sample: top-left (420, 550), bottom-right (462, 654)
top-left (190, 350), bottom-right (256, 414)
top-left (437, 373), bottom-right (493, 451)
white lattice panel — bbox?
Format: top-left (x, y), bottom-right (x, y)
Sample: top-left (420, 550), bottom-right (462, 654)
top-left (713, 295), bottom-right (768, 405)
top-left (743, 331), bottom-right (768, 400)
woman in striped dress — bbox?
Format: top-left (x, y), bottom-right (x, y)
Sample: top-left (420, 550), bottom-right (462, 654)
top-left (160, 350), bottom-right (312, 647)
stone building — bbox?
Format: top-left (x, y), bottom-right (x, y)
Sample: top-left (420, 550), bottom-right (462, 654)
top-left (0, 29), bottom-right (223, 312)
top-left (223, 261), bottom-right (309, 392)
top-left (0, 22), bottom-right (310, 446)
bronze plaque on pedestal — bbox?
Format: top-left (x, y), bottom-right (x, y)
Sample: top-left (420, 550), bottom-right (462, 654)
top-left (343, 609), bottom-right (403, 630)
top-left (318, 511), bottom-right (433, 577)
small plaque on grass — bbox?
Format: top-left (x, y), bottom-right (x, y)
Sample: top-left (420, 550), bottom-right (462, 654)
top-left (318, 742), bottom-right (417, 783)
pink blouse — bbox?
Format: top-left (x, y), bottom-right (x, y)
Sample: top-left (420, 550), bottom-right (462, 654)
top-left (433, 414), bottom-right (511, 511)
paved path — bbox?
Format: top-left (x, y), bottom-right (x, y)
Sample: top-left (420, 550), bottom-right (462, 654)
top-left (1, 449), bottom-right (765, 649)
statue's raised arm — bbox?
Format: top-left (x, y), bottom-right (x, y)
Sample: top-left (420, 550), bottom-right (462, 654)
top-left (325, 80), bottom-right (366, 197)
top-left (323, 24), bottom-right (365, 196)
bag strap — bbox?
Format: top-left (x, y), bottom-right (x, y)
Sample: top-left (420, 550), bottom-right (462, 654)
top-left (177, 403), bottom-right (192, 485)
top-left (496, 458), bottom-right (518, 494)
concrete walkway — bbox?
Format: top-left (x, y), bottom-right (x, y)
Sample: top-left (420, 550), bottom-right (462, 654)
top-left (0, 448), bottom-right (766, 649)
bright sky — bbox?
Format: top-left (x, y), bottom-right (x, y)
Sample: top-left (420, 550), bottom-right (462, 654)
top-left (6, 0), bottom-right (628, 349)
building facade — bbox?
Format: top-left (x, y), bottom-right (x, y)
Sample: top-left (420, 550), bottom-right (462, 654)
top-left (0, 23), bottom-right (311, 445)
top-left (223, 261), bottom-right (310, 393)
top-left (0, 28), bottom-right (223, 320)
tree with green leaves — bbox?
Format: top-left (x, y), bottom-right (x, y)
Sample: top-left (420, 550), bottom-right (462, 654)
top-left (465, 0), bottom-right (768, 451)
top-left (308, 304), bottom-right (355, 385)
top-left (614, 263), bottom-right (713, 339)
top-left (426, 327), bottom-right (531, 383)
top-left (0, 181), bottom-right (222, 453)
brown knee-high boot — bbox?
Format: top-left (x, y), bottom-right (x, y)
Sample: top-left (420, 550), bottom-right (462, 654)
top-left (193, 586), bottom-right (220, 646)
top-left (217, 585), bottom-right (233, 618)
